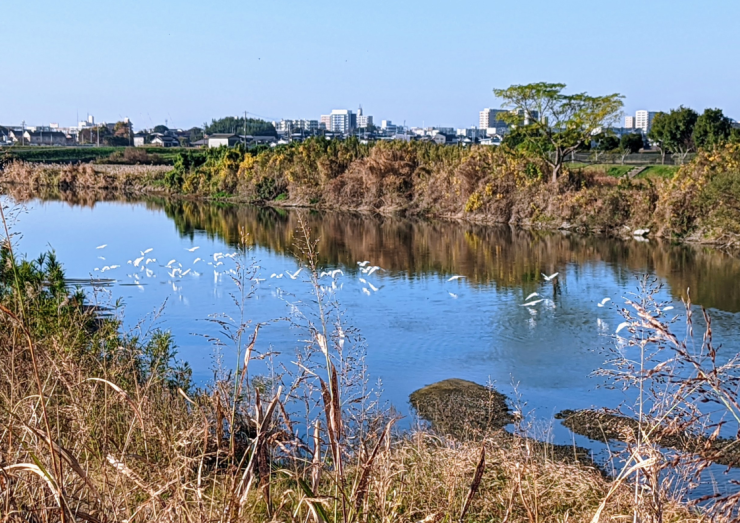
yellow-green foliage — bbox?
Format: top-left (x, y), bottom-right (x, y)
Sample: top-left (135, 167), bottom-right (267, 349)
top-left (656, 143), bottom-right (740, 241)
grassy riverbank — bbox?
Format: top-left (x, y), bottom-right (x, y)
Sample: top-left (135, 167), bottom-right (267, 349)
top-left (0, 228), bottom-right (705, 521)
top-left (2, 140), bottom-right (740, 249)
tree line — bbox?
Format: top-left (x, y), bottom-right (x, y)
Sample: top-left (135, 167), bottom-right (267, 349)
top-left (493, 82), bottom-right (739, 181)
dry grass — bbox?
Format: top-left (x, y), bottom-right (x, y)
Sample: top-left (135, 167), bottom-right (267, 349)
top-left (0, 160), bottom-right (169, 191)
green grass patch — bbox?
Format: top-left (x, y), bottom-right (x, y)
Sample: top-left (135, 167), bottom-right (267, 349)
top-left (638, 165), bottom-right (679, 179)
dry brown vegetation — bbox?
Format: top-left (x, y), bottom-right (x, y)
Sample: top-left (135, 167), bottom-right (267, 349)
top-left (3, 141), bottom-right (740, 247)
top-left (0, 161), bottom-right (169, 192)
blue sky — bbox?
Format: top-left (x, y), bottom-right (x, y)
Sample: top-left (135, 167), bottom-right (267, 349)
top-left (1, 0), bottom-right (737, 130)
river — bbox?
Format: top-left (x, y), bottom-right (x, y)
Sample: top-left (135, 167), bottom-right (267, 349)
top-left (5, 192), bottom-right (740, 476)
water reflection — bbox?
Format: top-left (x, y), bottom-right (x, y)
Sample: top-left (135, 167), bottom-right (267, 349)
top-left (156, 198), bottom-right (740, 312)
top-left (6, 185), bottom-right (739, 312)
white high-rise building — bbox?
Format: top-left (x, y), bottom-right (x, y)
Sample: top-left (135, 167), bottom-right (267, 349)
top-left (625, 116), bottom-right (635, 129)
top-left (329, 109), bottom-right (354, 133)
top-left (635, 110), bottom-right (657, 133)
top-left (479, 108), bottom-right (507, 129)
top-left (356, 106), bottom-right (373, 128)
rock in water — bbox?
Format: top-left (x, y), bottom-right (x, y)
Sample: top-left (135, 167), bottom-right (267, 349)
top-left (409, 378), bottom-right (512, 439)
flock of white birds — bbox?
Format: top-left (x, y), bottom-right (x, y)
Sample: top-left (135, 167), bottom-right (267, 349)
top-left (91, 244), bottom-right (668, 339)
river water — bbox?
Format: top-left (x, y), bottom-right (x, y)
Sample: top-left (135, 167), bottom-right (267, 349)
top-left (5, 193), bottom-right (740, 484)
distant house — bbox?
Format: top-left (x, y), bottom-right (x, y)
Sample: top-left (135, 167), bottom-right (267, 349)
top-left (133, 132), bottom-right (148, 147)
top-left (151, 135), bottom-right (180, 147)
top-left (432, 133), bottom-right (459, 146)
top-left (20, 130), bottom-right (69, 146)
top-left (190, 138), bottom-right (208, 148)
top-left (207, 134), bottom-right (240, 148)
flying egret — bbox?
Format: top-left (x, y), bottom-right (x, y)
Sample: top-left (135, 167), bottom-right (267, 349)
top-left (97, 256), bottom-right (106, 261)
top-left (270, 273), bottom-right (283, 279)
top-left (357, 261), bottom-right (370, 267)
top-left (181, 268), bottom-right (191, 276)
top-left (185, 246), bottom-right (200, 252)
top-left (362, 288), bottom-right (371, 296)
top-left (363, 266), bottom-right (383, 276)
top-left (96, 244), bottom-right (107, 249)
top-left (541, 272), bottom-right (559, 281)
top-left (597, 298), bottom-right (611, 307)
top-left (145, 258), bottom-right (156, 265)
top-left (213, 252), bottom-right (223, 261)
top-left (165, 259), bottom-right (176, 268)
top-left (663, 306), bottom-right (674, 311)
top-left (133, 256), bottom-right (145, 267)
top-left (193, 258), bottom-right (202, 264)
top-left (141, 248), bottom-right (153, 255)
top-left (448, 291), bottom-right (458, 299)
top-left (447, 275), bottom-right (465, 282)
top-left (615, 322), bottom-right (631, 334)
top-left (525, 292), bottom-right (540, 301)
top-left (520, 299), bottom-right (544, 307)
top-left (285, 268), bottom-right (303, 279)
top-left (145, 268), bottom-right (155, 278)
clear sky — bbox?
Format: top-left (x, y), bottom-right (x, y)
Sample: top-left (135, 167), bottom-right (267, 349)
top-left (1, 0), bottom-right (737, 130)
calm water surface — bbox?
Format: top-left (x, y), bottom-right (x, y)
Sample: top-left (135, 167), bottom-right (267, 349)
top-left (6, 193), bottom-right (740, 464)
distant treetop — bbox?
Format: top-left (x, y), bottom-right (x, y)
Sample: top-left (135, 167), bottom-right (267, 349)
top-left (205, 117), bottom-right (277, 137)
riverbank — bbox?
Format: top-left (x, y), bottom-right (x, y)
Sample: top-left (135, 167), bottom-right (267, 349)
top-left (0, 238), bottom-right (702, 521)
top-left (2, 140), bottom-right (740, 250)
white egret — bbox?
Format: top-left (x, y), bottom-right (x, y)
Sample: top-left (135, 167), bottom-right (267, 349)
top-left (133, 256), bottom-right (145, 267)
top-left (141, 248), bottom-right (153, 255)
top-left (185, 246), bottom-right (200, 252)
top-left (165, 259), bottom-right (176, 268)
top-left (357, 261), bottom-right (370, 267)
top-left (145, 268), bottom-right (155, 278)
top-left (362, 288), bottom-right (371, 296)
top-left (181, 268), bottom-right (191, 276)
top-left (193, 258), bottom-right (202, 264)
top-left (96, 244), bottom-right (107, 249)
top-left (448, 292), bottom-right (458, 299)
top-left (145, 258), bottom-right (156, 265)
top-left (597, 298), bottom-right (611, 307)
top-left (285, 268), bottom-right (303, 279)
top-left (447, 275), bottom-right (465, 282)
top-left (541, 272), bottom-right (559, 281)
top-left (270, 273), bottom-right (283, 279)
top-left (615, 322), bottom-right (631, 334)
top-left (520, 299), bottom-right (544, 307)
top-left (525, 292), bottom-right (540, 301)
top-left (97, 256), bottom-right (106, 261)
top-left (663, 306), bottom-right (674, 311)
top-left (363, 266), bottom-right (382, 276)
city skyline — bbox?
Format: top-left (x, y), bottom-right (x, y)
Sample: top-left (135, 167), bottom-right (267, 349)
top-left (1, 1), bottom-right (738, 129)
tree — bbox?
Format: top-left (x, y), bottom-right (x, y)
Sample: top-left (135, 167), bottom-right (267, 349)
top-left (693, 108), bottom-right (732, 150)
top-left (620, 132), bottom-right (644, 154)
top-left (648, 107), bottom-right (698, 164)
top-left (593, 133), bottom-right (619, 151)
top-left (205, 117), bottom-right (277, 137)
top-left (153, 125), bottom-right (169, 134)
top-left (493, 82), bottom-right (623, 182)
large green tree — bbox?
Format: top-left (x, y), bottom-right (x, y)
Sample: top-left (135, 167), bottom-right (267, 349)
top-left (493, 82), bottom-right (623, 182)
top-left (648, 106), bottom-right (698, 164)
top-left (205, 117), bottom-right (277, 137)
top-left (692, 108), bottom-right (732, 150)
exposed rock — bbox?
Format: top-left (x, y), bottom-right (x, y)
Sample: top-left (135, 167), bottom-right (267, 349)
top-left (557, 409), bottom-right (740, 468)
